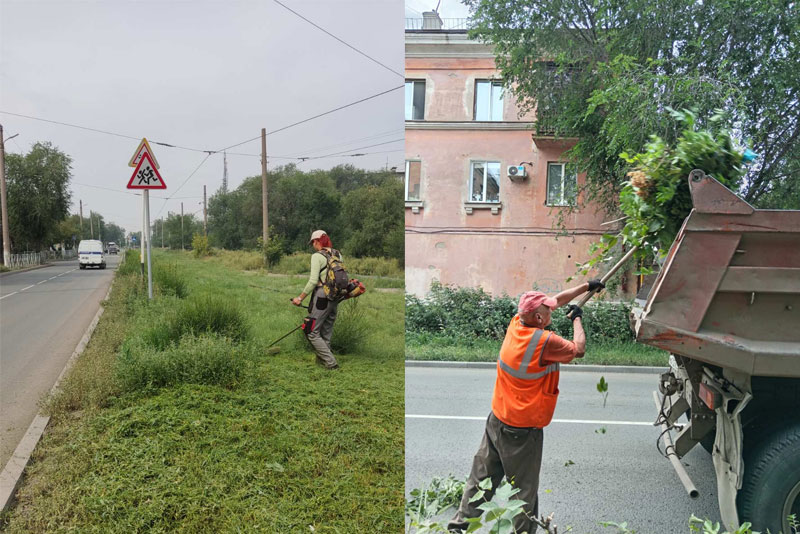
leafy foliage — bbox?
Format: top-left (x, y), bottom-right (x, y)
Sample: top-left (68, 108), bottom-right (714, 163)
top-left (406, 282), bottom-right (636, 344)
top-left (4, 142), bottom-right (72, 251)
top-left (207, 164), bottom-right (403, 259)
top-left (191, 233), bottom-right (211, 258)
top-left (464, 0), bottom-right (800, 211)
top-left (581, 110), bottom-right (746, 273)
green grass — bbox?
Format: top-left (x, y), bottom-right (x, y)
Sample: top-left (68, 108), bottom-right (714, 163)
top-left (5, 249), bottom-right (404, 533)
top-left (405, 332), bottom-right (669, 367)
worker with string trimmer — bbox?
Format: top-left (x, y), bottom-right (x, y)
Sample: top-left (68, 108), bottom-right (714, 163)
top-left (447, 279), bottom-right (604, 534)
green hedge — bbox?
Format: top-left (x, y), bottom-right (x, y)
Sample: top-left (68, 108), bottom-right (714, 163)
top-left (406, 282), bottom-right (635, 344)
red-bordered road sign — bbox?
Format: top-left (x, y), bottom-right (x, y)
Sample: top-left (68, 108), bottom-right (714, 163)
top-left (127, 152), bottom-right (166, 189)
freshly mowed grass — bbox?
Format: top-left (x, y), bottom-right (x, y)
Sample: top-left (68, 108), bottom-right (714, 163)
top-left (5, 250), bottom-right (404, 533)
top-left (405, 332), bottom-right (669, 367)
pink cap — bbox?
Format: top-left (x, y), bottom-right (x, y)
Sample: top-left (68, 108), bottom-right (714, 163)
top-left (518, 291), bottom-right (557, 315)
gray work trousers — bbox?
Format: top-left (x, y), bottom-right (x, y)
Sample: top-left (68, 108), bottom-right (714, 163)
top-left (306, 286), bottom-right (339, 369)
top-left (448, 412), bottom-right (544, 533)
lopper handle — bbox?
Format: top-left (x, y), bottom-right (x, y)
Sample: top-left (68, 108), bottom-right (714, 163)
top-left (575, 246), bottom-right (639, 308)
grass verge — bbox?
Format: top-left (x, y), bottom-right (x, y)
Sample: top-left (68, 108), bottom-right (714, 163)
top-left (4, 249), bottom-right (404, 533)
top-left (405, 332), bottom-right (669, 367)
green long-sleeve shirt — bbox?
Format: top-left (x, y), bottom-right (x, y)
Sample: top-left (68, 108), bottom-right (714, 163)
top-left (302, 251), bottom-right (328, 296)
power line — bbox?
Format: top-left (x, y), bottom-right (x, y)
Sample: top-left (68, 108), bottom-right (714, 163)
top-left (155, 153), bottom-right (213, 218)
top-left (217, 85), bottom-right (404, 151)
top-left (277, 127), bottom-right (404, 158)
top-left (305, 138), bottom-right (404, 160)
top-left (271, 0), bottom-right (404, 79)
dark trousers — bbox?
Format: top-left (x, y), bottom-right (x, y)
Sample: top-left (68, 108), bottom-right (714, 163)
top-left (448, 412), bottom-right (544, 533)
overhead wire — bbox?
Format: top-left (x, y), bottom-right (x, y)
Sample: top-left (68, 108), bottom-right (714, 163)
top-left (271, 0), bottom-right (404, 79)
top-left (217, 85), bottom-right (404, 151)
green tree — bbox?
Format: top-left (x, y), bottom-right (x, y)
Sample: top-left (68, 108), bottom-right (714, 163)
top-left (464, 0), bottom-right (800, 210)
top-left (4, 142), bottom-right (73, 250)
top-left (341, 179), bottom-right (404, 260)
top-left (157, 212), bottom-right (202, 250)
top-left (103, 223), bottom-right (126, 246)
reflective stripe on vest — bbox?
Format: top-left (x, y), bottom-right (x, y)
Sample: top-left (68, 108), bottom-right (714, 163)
top-left (497, 329), bottom-right (560, 380)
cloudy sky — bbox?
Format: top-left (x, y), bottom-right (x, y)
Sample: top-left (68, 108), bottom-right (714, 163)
top-left (1, 0), bottom-right (404, 234)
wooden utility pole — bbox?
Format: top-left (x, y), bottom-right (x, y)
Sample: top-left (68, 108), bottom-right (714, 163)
top-left (261, 128), bottom-right (268, 244)
top-left (89, 211), bottom-right (94, 239)
top-left (203, 185), bottom-right (207, 236)
top-left (0, 124), bottom-right (13, 266)
top-left (79, 200), bottom-right (84, 237)
top-left (181, 202), bottom-right (184, 250)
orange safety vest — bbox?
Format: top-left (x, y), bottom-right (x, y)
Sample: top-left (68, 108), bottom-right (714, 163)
top-left (491, 315), bottom-right (561, 428)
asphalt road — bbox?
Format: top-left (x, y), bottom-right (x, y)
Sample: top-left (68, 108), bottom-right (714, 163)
top-left (406, 365), bottom-right (723, 534)
top-left (0, 256), bottom-right (119, 467)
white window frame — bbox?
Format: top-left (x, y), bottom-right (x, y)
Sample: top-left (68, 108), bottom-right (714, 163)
top-left (405, 160), bottom-right (422, 201)
top-left (474, 80), bottom-right (504, 121)
top-left (469, 161), bottom-right (501, 203)
top-left (546, 162), bottom-right (577, 206)
top-left (405, 80), bottom-right (425, 121)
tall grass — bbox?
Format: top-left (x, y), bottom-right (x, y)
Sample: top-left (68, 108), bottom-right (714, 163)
top-left (330, 298), bottom-right (371, 353)
top-left (140, 295), bottom-right (249, 350)
top-left (153, 262), bottom-right (188, 298)
top-left (214, 249), bottom-right (264, 271)
top-left (116, 334), bottom-right (247, 392)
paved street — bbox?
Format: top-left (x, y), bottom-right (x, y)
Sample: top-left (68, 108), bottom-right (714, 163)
top-left (0, 256), bottom-right (119, 467)
top-left (406, 365), bottom-right (722, 534)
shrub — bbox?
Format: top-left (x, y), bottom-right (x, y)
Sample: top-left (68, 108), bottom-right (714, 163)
top-left (330, 298), bottom-right (370, 353)
top-left (259, 234), bottom-right (285, 267)
top-left (116, 334), bottom-right (246, 392)
top-left (191, 233), bottom-right (211, 257)
top-left (117, 249), bottom-right (141, 276)
top-left (153, 262), bottom-right (187, 298)
top-left (406, 282), bottom-right (636, 344)
top-left (141, 295), bottom-right (249, 350)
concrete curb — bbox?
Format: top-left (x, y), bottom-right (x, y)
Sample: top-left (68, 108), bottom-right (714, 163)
top-left (0, 263), bottom-right (53, 277)
top-left (405, 360), bottom-right (668, 374)
top-left (0, 279), bottom-right (114, 514)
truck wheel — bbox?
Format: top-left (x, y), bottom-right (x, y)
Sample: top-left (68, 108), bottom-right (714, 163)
top-left (737, 419), bottom-right (800, 533)
top-left (79, 264), bottom-right (85, 269)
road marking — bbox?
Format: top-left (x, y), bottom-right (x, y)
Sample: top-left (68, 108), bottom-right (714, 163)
top-left (405, 415), bottom-right (654, 426)
top-left (20, 285), bottom-right (35, 291)
top-left (0, 292), bottom-right (19, 300)
top-left (37, 280), bottom-right (46, 284)
top-left (49, 276), bottom-right (57, 280)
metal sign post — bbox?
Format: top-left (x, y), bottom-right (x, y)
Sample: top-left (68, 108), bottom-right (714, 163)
top-left (127, 139), bottom-right (166, 300)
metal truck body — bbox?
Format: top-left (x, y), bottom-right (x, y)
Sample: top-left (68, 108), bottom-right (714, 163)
top-left (632, 170), bottom-right (800, 533)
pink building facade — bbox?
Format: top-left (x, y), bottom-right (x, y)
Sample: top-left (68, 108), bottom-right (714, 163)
top-left (405, 26), bottom-right (623, 298)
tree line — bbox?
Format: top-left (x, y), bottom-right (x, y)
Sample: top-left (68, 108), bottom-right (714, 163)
top-left (205, 164), bottom-right (404, 261)
top-left (0, 141), bottom-right (403, 262)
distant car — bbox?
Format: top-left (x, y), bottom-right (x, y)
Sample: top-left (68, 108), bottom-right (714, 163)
top-left (107, 242), bottom-right (119, 254)
top-left (78, 240), bottom-right (106, 269)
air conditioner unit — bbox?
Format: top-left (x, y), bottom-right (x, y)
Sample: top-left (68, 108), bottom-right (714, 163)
top-left (507, 165), bottom-right (527, 181)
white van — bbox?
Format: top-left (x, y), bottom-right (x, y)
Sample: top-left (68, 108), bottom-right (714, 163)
top-left (78, 240), bottom-right (106, 269)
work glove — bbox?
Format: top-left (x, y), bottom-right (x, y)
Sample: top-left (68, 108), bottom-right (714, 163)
top-left (567, 304), bottom-right (583, 321)
top-left (587, 279), bottom-right (605, 293)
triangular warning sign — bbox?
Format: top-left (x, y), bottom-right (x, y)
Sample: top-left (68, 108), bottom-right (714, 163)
top-left (128, 138), bottom-right (160, 169)
top-left (127, 152), bottom-right (166, 189)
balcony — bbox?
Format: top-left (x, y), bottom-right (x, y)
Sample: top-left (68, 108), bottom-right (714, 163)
top-left (532, 109), bottom-right (578, 148)
top-left (405, 17), bottom-right (471, 30)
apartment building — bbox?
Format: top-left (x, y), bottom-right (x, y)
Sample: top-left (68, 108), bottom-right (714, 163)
top-left (404, 13), bottom-right (621, 297)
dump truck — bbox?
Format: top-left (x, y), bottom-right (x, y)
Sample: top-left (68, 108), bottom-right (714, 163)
top-left (631, 169), bottom-right (800, 534)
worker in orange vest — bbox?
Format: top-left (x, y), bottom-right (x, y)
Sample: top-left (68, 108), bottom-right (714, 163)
top-left (448, 280), bottom-right (604, 534)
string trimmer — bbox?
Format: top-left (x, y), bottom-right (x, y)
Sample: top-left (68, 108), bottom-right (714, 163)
top-left (265, 300), bottom-right (314, 354)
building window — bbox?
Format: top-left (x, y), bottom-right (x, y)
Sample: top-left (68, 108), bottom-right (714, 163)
top-left (405, 80), bottom-right (425, 120)
top-left (470, 161), bottom-right (501, 202)
top-left (546, 163), bottom-right (577, 206)
top-left (474, 80), bottom-right (504, 121)
top-left (405, 160), bottom-right (421, 201)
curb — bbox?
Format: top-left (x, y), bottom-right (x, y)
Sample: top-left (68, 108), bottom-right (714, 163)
top-left (405, 360), bottom-right (667, 374)
top-left (0, 280), bottom-right (114, 514)
top-left (0, 264), bottom-right (53, 277)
